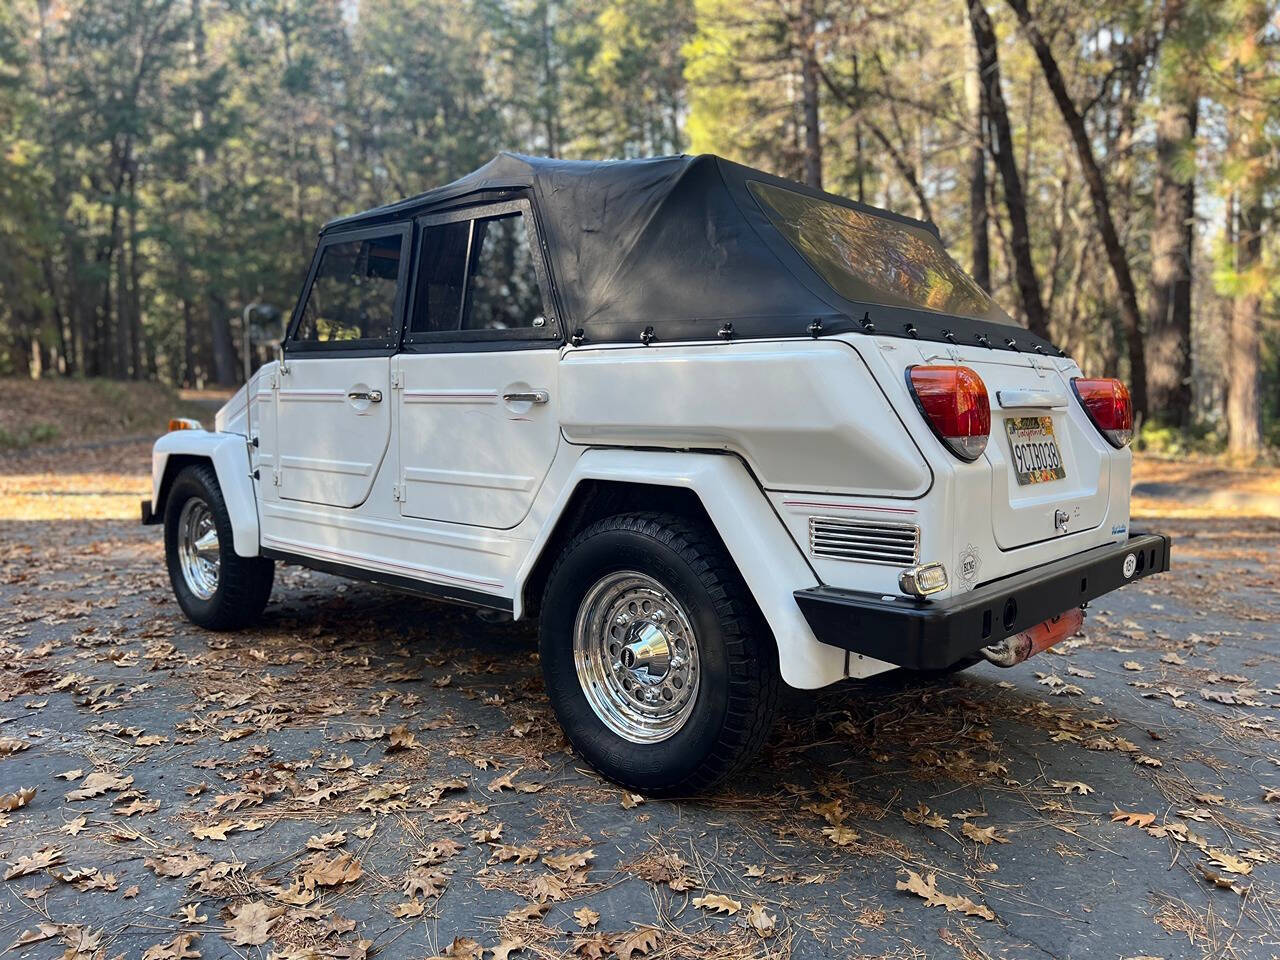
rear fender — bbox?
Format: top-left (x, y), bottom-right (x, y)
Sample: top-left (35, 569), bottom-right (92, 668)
top-left (151, 431), bottom-right (260, 557)
top-left (515, 448), bottom-right (850, 689)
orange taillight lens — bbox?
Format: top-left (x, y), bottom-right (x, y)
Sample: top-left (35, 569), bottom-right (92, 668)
top-left (905, 365), bottom-right (991, 461)
top-left (1071, 378), bottom-right (1132, 448)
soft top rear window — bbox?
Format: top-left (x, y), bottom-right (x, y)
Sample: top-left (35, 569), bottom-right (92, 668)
top-left (749, 180), bottom-right (1014, 326)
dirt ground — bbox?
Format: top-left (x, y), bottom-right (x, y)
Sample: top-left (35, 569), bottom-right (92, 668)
top-left (1, 431), bottom-right (1278, 960)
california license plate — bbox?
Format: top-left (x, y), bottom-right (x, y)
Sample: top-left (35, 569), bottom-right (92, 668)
top-left (1005, 416), bottom-right (1066, 485)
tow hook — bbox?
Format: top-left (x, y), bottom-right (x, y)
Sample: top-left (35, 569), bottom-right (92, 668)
top-left (980, 606), bottom-right (1084, 667)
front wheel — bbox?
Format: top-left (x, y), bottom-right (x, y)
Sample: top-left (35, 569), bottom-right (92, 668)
top-left (539, 513), bottom-right (778, 796)
top-left (163, 463), bottom-right (273, 630)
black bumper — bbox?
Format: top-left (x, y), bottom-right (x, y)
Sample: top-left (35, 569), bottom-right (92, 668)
top-left (140, 499), bottom-right (157, 525)
top-left (794, 533), bottom-right (1171, 671)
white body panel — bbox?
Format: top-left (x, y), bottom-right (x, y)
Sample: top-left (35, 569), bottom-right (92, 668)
top-left (151, 428), bottom-right (260, 557)
top-left (395, 351), bottom-right (560, 527)
top-left (273, 356), bottom-right (393, 508)
top-left (156, 332), bottom-right (1131, 691)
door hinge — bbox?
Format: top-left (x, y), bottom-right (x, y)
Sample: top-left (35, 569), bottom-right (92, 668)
top-left (392, 483), bottom-right (405, 502)
top-left (391, 370), bottom-right (404, 389)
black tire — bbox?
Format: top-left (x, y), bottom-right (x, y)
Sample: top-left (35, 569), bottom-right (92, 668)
top-left (539, 512), bottom-right (778, 796)
top-left (164, 463), bottom-right (274, 630)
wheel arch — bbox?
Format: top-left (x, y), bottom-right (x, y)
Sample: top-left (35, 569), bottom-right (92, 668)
top-left (151, 430), bottom-right (260, 557)
top-left (515, 448), bottom-right (845, 689)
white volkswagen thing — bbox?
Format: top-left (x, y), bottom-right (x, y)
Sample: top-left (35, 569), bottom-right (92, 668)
top-left (144, 153), bottom-right (1170, 794)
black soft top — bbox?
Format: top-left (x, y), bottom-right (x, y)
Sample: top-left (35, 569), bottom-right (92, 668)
top-left (324, 152), bottom-right (1058, 355)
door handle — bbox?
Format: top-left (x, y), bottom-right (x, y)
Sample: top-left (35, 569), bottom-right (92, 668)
top-left (348, 389), bottom-right (383, 403)
top-left (996, 389), bottom-right (1066, 410)
top-left (502, 390), bottom-right (549, 404)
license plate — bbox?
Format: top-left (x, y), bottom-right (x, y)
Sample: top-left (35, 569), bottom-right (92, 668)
top-left (1005, 416), bottom-right (1066, 485)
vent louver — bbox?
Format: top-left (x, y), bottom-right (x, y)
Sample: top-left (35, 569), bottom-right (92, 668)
top-left (808, 517), bottom-right (920, 566)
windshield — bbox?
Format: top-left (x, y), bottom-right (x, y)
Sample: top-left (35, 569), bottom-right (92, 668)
top-left (749, 181), bottom-right (1014, 326)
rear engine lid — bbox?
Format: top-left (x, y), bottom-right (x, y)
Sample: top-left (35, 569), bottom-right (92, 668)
top-left (964, 353), bottom-right (1108, 549)
top-left (905, 345), bottom-right (1112, 550)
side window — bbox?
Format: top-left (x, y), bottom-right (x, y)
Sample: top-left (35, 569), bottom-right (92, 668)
top-left (293, 232), bottom-right (404, 345)
top-left (407, 220), bottom-right (470, 336)
top-left (461, 212), bottom-right (546, 332)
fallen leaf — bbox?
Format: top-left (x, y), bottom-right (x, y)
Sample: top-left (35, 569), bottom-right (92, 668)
top-left (391, 900), bottom-right (425, 919)
top-left (692, 893), bottom-right (741, 914)
top-left (66, 772), bottom-right (132, 802)
top-left (822, 825), bottom-right (860, 846)
top-left (1111, 808), bottom-right (1156, 828)
top-left (192, 821), bottom-right (235, 841)
top-left (747, 903), bottom-right (776, 937)
top-left (142, 932), bottom-right (202, 960)
top-left (962, 822), bottom-right (1009, 845)
top-left (4, 846), bottom-right (63, 879)
top-left (544, 849), bottom-right (594, 872)
top-left (614, 928), bottom-right (659, 960)
top-left (574, 906), bottom-right (600, 928)
top-left (902, 802), bottom-right (947, 828)
top-left (61, 815), bottom-right (87, 836)
top-left (1207, 848), bottom-right (1253, 876)
top-left (1050, 780), bottom-right (1094, 796)
top-left (0, 787), bottom-right (36, 812)
top-left (225, 901), bottom-right (284, 946)
top-left (306, 830), bottom-right (347, 851)
top-left (896, 869), bottom-right (995, 921)
top-left (303, 852), bottom-right (363, 889)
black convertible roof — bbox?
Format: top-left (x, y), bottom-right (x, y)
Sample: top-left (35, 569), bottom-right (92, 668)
top-left (324, 152), bottom-right (1056, 354)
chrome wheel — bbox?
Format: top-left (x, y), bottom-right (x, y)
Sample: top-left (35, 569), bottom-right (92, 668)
top-left (572, 571), bottom-right (701, 744)
top-left (177, 497), bottom-right (220, 601)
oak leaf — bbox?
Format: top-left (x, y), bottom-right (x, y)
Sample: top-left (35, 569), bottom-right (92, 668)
top-left (65, 772), bottom-right (132, 802)
top-left (573, 906), bottom-right (600, 928)
top-left (303, 852), bottom-right (363, 889)
top-left (225, 901), bottom-right (284, 946)
top-left (962, 822), bottom-right (1009, 845)
top-left (896, 869), bottom-right (995, 920)
top-left (692, 893), bottom-right (741, 914)
top-left (142, 932), bottom-right (201, 960)
top-left (614, 928), bottom-right (659, 960)
top-left (747, 903), bottom-right (776, 937)
top-left (0, 787), bottom-right (35, 812)
top-left (1111, 808), bottom-right (1156, 828)
top-left (4, 846), bottom-right (63, 880)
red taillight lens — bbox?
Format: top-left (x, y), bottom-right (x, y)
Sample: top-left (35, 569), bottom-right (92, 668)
top-left (906, 365), bottom-right (991, 461)
top-left (1071, 377), bottom-right (1133, 448)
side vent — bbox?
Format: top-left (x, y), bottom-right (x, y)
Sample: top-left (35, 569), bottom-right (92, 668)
top-left (808, 517), bottom-right (920, 566)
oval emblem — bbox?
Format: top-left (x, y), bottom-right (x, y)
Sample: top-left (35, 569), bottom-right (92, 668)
top-left (1122, 553), bottom-right (1137, 579)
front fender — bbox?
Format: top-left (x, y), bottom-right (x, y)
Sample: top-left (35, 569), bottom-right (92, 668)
top-left (515, 448), bottom-right (855, 689)
top-left (151, 430), bottom-right (260, 557)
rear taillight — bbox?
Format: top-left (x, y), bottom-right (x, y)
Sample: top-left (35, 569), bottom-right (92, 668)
top-left (905, 365), bottom-right (991, 461)
top-left (1071, 377), bottom-right (1133, 448)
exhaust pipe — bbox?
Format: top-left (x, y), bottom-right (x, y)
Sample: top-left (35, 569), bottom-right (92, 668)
top-left (980, 607), bottom-right (1084, 667)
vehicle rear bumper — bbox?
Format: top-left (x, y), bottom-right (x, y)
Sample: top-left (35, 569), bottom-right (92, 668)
top-left (793, 532), bottom-right (1171, 671)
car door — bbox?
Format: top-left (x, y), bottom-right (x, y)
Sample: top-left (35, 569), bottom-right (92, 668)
top-left (395, 198), bottom-right (562, 528)
top-left (274, 223), bottom-right (409, 509)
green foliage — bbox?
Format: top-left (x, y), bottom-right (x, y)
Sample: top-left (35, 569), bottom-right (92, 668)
top-left (0, 422), bottom-right (60, 451)
top-left (1136, 419), bottom-right (1226, 457)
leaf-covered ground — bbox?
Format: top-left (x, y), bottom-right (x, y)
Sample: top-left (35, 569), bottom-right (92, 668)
top-left (2, 441), bottom-right (1279, 960)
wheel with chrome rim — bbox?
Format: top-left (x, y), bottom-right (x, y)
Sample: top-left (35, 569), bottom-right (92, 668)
top-left (539, 511), bottom-right (779, 796)
top-left (163, 463), bottom-right (274, 630)
top-left (177, 497), bottom-right (220, 600)
top-left (573, 571), bottom-right (701, 744)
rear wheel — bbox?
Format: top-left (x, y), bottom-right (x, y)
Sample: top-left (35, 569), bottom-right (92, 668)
top-left (539, 512), bottom-right (778, 796)
top-left (164, 463), bottom-right (273, 630)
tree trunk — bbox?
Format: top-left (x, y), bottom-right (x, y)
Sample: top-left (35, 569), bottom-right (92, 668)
top-left (799, 0), bottom-right (823, 189)
top-left (967, 0), bottom-right (1049, 339)
top-left (1225, 0), bottom-right (1268, 457)
top-left (1146, 92), bottom-right (1197, 426)
top-left (1004, 0), bottom-right (1148, 417)
top-left (966, 27), bottom-right (991, 291)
